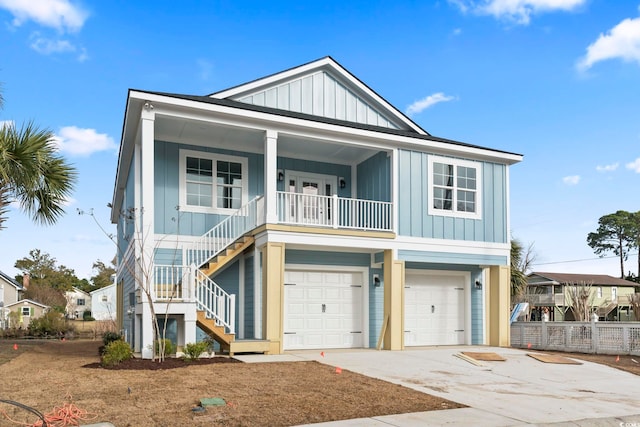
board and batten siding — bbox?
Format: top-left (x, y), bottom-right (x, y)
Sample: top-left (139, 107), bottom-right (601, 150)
top-left (154, 140), bottom-right (264, 236)
top-left (236, 71), bottom-right (401, 130)
top-left (243, 254), bottom-right (255, 339)
top-left (397, 150), bottom-right (507, 243)
top-left (277, 157), bottom-right (352, 197)
top-left (357, 152), bottom-right (391, 202)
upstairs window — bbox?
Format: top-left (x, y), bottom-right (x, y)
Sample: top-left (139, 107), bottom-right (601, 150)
top-left (428, 156), bottom-right (482, 220)
top-left (180, 150), bottom-right (248, 214)
top-left (77, 298), bottom-right (86, 306)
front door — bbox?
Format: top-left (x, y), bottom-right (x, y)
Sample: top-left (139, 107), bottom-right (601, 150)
top-left (286, 173), bottom-right (335, 225)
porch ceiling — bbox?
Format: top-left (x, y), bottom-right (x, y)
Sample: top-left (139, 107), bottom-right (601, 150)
top-left (154, 115), bottom-right (381, 165)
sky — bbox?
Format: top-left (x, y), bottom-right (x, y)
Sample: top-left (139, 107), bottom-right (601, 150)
top-left (0, 0), bottom-right (639, 281)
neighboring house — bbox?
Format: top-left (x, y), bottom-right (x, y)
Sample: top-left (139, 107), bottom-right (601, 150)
top-left (526, 272), bottom-right (637, 321)
top-left (91, 284), bottom-right (117, 322)
top-left (111, 56), bottom-right (523, 358)
top-left (65, 287), bottom-right (92, 319)
top-left (0, 270), bottom-right (23, 328)
top-left (5, 299), bottom-right (49, 329)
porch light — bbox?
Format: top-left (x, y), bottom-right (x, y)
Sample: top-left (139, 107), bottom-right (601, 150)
top-left (373, 274), bottom-right (381, 287)
top-left (278, 169), bottom-right (284, 181)
top-left (339, 177), bottom-right (346, 188)
top-left (475, 280), bottom-right (482, 289)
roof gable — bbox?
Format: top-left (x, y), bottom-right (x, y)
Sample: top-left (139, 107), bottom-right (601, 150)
top-left (210, 57), bottom-right (427, 134)
top-left (0, 270), bottom-right (22, 290)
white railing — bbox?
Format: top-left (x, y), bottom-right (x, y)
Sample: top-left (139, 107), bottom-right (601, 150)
top-left (276, 192), bottom-right (392, 231)
top-left (511, 321), bottom-right (640, 355)
top-left (195, 268), bottom-right (235, 334)
top-left (153, 264), bottom-right (193, 300)
top-left (186, 196), bottom-right (264, 268)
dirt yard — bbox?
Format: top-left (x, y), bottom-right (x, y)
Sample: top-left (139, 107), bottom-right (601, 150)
top-left (0, 340), bottom-right (463, 426)
top-left (550, 352), bottom-right (640, 376)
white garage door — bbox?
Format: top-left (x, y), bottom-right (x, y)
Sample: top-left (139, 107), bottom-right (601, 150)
top-left (283, 270), bottom-right (364, 350)
top-left (404, 272), bottom-right (466, 346)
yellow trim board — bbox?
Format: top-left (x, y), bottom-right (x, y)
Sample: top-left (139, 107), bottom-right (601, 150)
top-left (253, 223), bottom-right (396, 239)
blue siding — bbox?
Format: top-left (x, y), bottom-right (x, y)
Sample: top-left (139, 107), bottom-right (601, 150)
top-left (357, 152), bottom-right (390, 202)
top-left (397, 149), bottom-right (507, 243)
top-left (369, 268), bottom-right (383, 348)
top-left (154, 140), bottom-right (264, 235)
top-left (212, 261), bottom-right (241, 330)
top-left (154, 248), bottom-right (183, 266)
top-left (244, 254), bottom-right (255, 339)
top-left (285, 250), bottom-right (370, 266)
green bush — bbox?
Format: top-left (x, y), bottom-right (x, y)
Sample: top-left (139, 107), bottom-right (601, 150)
top-left (82, 310), bottom-right (94, 321)
top-left (154, 338), bottom-right (176, 357)
top-left (28, 311), bottom-right (75, 337)
top-left (101, 340), bottom-right (133, 366)
top-left (102, 331), bottom-right (123, 347)
top-left (183, 341), bottom-right (211, 360)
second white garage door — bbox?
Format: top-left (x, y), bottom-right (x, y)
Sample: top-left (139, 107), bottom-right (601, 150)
top-left (404, 272), bottom-right (466, 346)
top-left (283, 269), bottom-right (364, 350)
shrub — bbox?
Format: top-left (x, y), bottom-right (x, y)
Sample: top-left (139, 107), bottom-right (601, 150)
top-left (28, 311), bottom-right (75, 337)
top-left (82, 311), bottom-right (95, 321)
top-left (102, 340), bottom-right (133, 366)
top-left (102, 331), bottom-right (123, 347)
top-left (183, 341), bottom-right (211, 360)
top-left (154, 338), bottom-right (176, 357)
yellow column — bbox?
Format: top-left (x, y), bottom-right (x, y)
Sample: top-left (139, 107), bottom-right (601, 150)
top-left (383, 250), bottom-right (405, 350)
top-left (262, 242), bottom-right (285, 354)
top-left (487, 265), bottom-right (510, 347)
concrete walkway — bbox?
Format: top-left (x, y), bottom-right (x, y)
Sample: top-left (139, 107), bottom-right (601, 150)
top-left (235, 346), bottom-right (640, 426)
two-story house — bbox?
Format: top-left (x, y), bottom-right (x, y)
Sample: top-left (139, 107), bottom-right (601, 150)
top-left (0, 270), bottom-right (23, 328)
top-left (111, 57), bottom-right (522, 358)
top-left (526, 272), bottom-right (637, 321)
top-left (65, 287), bottom-right (92, 320)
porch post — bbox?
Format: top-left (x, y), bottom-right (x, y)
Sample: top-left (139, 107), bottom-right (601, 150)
top-left (262, 242), bottom-right (285, 354)
top-left (487, 265), bottom-right (510, 347)
top-left (383, 249), bottom-right (404, 350)
top-left (139, 103), bottom-right (156, 359)
top-left (264, 130), bottom-right (278, 224)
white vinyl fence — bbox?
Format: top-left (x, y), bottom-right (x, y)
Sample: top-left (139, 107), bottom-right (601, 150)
top-left (511, 321), bottom-right (640, 355)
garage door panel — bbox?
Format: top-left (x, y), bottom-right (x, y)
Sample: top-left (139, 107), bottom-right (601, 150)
top-left (404, 273), bottom-right (466, 346)
top-left (284, 270), bottom-right (364, 350)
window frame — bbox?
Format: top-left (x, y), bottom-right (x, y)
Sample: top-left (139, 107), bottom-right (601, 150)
top-left (21, 307), bottom-right (30, 316)
top-left (427, 155), bottom-right (482, 220)
top-left (77, 298), bottom-right (86, 306)
top-left (179, 149), bottom-right (249, 214)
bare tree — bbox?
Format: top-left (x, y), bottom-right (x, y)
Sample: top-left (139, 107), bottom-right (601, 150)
top-left (629, 293), bottom-right (640, 321)
top-left (566, 281), bottom-right (595, 321)
top-left (79, 206), bottom-right (184, 361)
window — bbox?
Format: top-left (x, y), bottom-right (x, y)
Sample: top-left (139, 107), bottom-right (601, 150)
top-left (22, 307), bottom-right (30, 316)
top-left (428, 156), bottom-right (482, 219)
top-left (612, 287), bottom-right (617, 300)
top-left (597, 287), bottom-right (602, 298)
top-left (180, 150), bottom-right (248, 213)
top-left (101, 295), bottom-right (108, 302)
top-left (77, 298), bottom-right (85, 306)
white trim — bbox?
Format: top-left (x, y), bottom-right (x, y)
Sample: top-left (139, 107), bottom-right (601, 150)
top-left (178, 149), bottom-right (249, 215)
top-left (238, 255), bottom-right (245, 340)
top-left (427, 155), bottom-right (482, 221)
top-left (391, 148), bottom-right (399, 234)
top-left (127, 92), bottom-right (523, 165)
top-left (283, 263), bottom-right (370, 350)
top-left (404, 269), bottom-right (471, 345)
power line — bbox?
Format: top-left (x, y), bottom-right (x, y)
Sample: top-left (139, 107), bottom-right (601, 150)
top-left (533, 252), bottom-right (639, 266)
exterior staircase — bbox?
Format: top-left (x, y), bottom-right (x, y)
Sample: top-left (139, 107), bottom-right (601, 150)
top-left (596, 299), bottom-right (618, 318)
top-left (187, 196), bottom-right (269, 355)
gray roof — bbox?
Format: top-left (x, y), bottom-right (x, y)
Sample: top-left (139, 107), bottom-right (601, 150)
top-left (0, 270), bottom-right (23, 290)
top-left (528, 272), bottom-right (637, 287)
top-left (134, 89), bottom-right (523, 158)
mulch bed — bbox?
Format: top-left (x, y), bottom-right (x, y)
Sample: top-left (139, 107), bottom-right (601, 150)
top-left (84, 356), bottom-right (242, 370)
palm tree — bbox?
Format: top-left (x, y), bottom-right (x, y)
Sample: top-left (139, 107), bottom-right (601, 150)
top-left (0, 87), bottom-right (77, 229)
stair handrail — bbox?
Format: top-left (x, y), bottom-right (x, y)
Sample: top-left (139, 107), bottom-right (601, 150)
top-left (194, 267), bottom-right (236, 334)
top-left (186, 196), bottom-right (264, 267)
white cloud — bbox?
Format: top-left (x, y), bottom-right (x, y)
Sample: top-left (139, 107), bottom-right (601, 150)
top-left (452, 28), bottom-right (462, 36)
top-left (577, 15), bottom-right (640, 71)
top-left (595, 163), bottom-right (619, 172)
top-left (448, 0), bottom-right (586, 25)
top-left (626, 157), bottom-right (640, 173)
top-left (30, 35), bottom-right (75, 54)
top-left (562, 175), bottom-right (580, 185)
top-left (0, 0), bottom-right (88, 32)
top-left (197, 59), bottom-right (213, 81)
top-left (53, 126), bottom-right (118, 156)
top-left (406, 92), bottom-right (456, 116)
top-left (0, 120), bottom-right (14, 129)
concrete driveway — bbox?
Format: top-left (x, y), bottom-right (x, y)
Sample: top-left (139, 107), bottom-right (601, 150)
top-left (280, 346), bottom-right (640, 426)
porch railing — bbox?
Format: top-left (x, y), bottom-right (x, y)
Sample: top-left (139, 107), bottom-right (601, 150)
top-left (186, 196), bottom-right (264, 268)
top-left (153, 264), bottom-right (193, 300)
top-left (195, 268), bottom-right (235, 334)
top-left (276, 192), bottom-right (392, 231)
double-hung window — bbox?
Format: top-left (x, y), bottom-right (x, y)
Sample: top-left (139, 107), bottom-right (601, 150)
top-left (428, 156), bottom-right (482, 220)
top-left (180, 150), bottom-right (248, 214)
